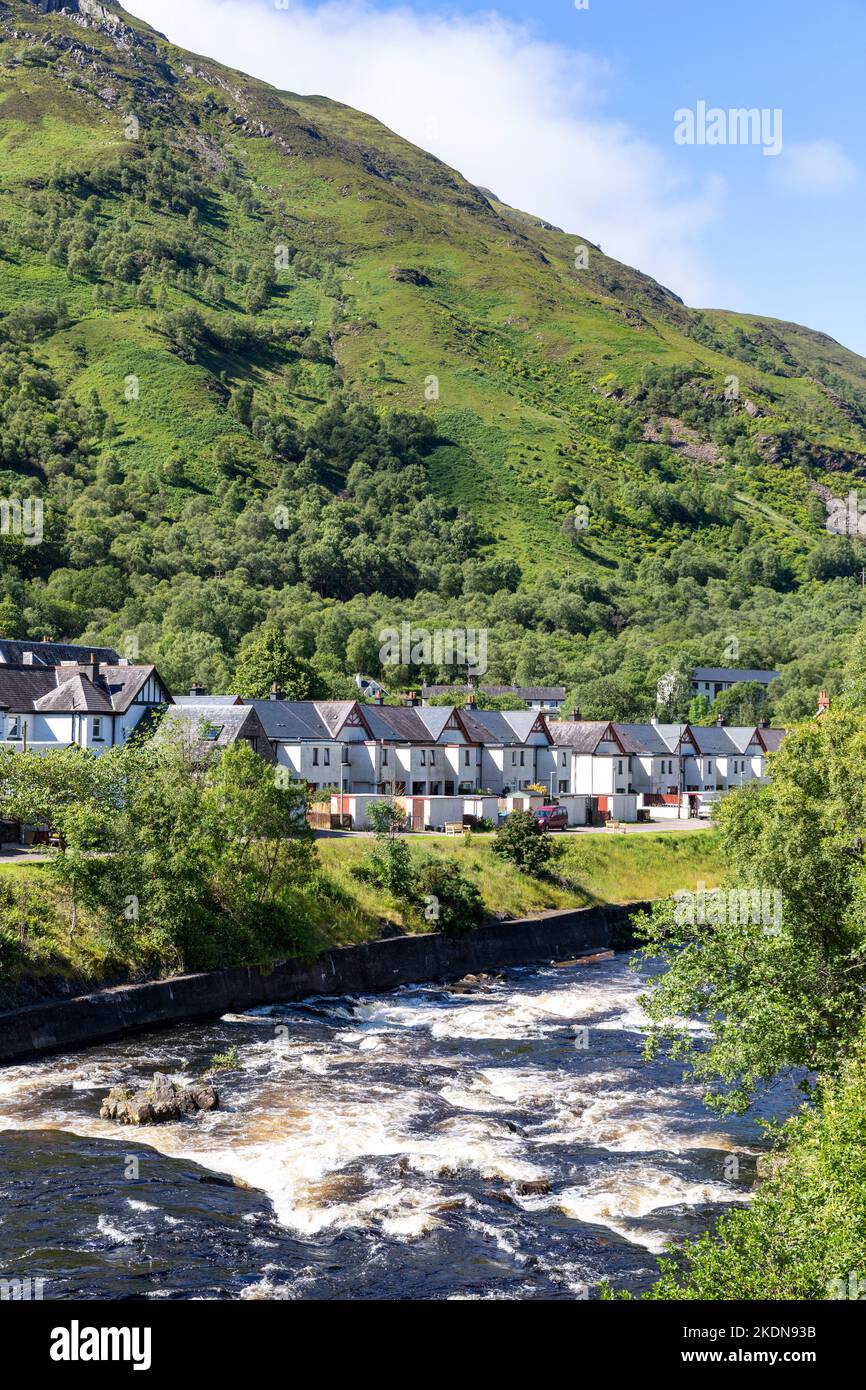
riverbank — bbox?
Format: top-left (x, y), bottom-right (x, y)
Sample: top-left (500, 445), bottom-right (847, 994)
top-left (0, 902), bottom-right (645, 1063)
top-left (0, 830), bottom-right (722, 1001)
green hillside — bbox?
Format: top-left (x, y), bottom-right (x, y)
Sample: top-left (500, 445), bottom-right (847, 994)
top-left (1, 0), bottom-right (865, 718)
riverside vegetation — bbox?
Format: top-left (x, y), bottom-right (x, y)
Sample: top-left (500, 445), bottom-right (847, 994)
top-left (1, 2), bottom-right (866, 722)
top-left (0, 734), bottom-right (723, 987)
top-left (603, 641), bottom-right (866, 1300)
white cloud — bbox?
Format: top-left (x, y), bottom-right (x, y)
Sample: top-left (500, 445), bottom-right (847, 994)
top-left (772, 139), bottom-right (857, 193)
top-left (126, 0), bottom-right (726, 303)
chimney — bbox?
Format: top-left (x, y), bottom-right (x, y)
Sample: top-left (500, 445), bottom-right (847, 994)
top-left (650, 714), bottom-right (659, 726)
top-left (570, 707), bottom-right (582, 722)
top-left (402, 690), bottom-right (420, 707)
top-left (466, 691), bottom-right (476, 707)
top-left (716, 714), bottom-right (726, 727)
top-left (190, 682), bottom-right (206, 698)
top-left (270, 682), bottom-right (282, 701)
top-left (372, 690), bottom-right (385, 705)
top-left (759, 717), bottom-right (768, 729)
top-left (42, 634), bottom-right (53, 644)
top-left (817, 689), bottom-right (831, 715)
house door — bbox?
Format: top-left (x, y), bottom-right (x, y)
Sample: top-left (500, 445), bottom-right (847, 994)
top-left (412, 799), bottom-right (425, 831)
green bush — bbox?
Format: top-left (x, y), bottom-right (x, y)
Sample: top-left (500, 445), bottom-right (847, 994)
top-left (493, 811), bottom-right (563, 877)
top-left (413, 858), bottom-right (485, 937)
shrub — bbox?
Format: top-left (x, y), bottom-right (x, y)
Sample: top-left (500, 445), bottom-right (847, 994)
top-left (413, 858), bottom-right (485, 937)
top-left (492, 810), bottom-right (563, 877)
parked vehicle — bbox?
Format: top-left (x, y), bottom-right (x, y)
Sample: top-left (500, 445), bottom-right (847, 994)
top-left (534, 805), bottom-right (569, 831)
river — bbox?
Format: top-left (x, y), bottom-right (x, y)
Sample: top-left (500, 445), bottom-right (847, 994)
top-left (0, 953), bottom-right (799, 1300)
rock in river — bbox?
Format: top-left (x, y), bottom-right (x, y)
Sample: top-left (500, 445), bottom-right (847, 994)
top-left (100, 1072), bottom-right (219, 1126)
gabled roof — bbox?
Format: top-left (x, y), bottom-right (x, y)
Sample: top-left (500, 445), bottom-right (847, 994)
top-left (653, 723), bottom-right (689, 753)
top-left (413, 706), bottom-right (479, 743)
top-left (314, 701), bottom-right (373, 737)
top-left (0, 663), bottom-right (165, 714)
top-left (35, 673), bottom-right (113, 713)
top-left (548, 720), bottom-right (618, 753)
top-left (685, 725), bottom-right (752, 755)
top-left (613, 723), bottom-right (675, 756)
top-left (724, 726), bottom-right (765, 753)
top-left (468, 709), bottom-right (551, 745)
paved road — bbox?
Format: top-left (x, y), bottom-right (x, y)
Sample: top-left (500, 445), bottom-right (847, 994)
top-left (317, 819), bottom-right (713, 839)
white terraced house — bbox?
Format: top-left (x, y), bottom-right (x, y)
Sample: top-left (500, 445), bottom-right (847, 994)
top-left (217, 690), bottom-right (786, 829)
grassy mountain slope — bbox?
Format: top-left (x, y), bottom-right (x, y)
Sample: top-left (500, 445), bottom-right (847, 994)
top-left (1, 0), bottom-right (865, 716)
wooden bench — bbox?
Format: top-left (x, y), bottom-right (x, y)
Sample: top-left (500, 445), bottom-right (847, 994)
top-left (444, 822), bottom-right (464, 835)
top-left (605, 820), bottom-right (628, 833)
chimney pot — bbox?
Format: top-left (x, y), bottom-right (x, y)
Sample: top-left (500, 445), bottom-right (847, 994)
top-left (571, 708), bottom-right (582, 722)
top-left (189, 682), bottom-right (206, 698)
top-left (270, 682), bottom-right (282, 701)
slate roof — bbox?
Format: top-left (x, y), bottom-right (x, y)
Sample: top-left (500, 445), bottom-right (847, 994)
top-left (0, 638), bottom-right (119, 667)
top-left (613, 722), bottom-right (675, 756)
top-left (654, 723), bottom-right (689, 753)
top-left (466, 709), bottom-right (551, 745)
top-left (422, 684), bottom-right (565, 701)
top-left (0, 663), bottom-right (163, 714)
top-left (692, 667), bottom-right (779, 684)
top-left (685, 725), bottom-right (754, 755)
top-left (247, 700), bottom-right (334, 741)
top-left (361, 704), bottom-right (431, 742)
top-left (158, 702), bottom-right (272, 758)
top-left (758, 727), bottom-right (786, 753)
top-left (174, 695), bottom-right (243, 706)
top-left (548, 720), bottom-right (614, 752)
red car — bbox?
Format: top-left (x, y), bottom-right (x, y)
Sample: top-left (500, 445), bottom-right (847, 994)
top-left (534, 805), bottom-right (569, 831)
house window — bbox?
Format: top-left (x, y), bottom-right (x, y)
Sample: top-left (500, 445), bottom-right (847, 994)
top-left (92, 717), bottom-right (103, 741)
top-left (420, 749), bottom-right (426, 765)
top-left (519, 751), bottom-right (525, 766)
top-left (617, 759), bottom-right (623, 775)
top-left (313, 748), bottom-right (319, 766)
top-left (561, 752), bottom-right (566, 766)
top-left (464, 750), bottom-right (470, 766)
top-left (511, 752), bottom-right (516, 765)
top-left (382, 747), bottom-right (389, 765)
top-left (8, 717), bottom-right (21, 739)
top-left (706, 760), bottom-right (713, 773)
top-left (429, 749), bottom-right (435, 764)
top-left (324, 748), bottom-right (330, 767)
top-left (558, 780), bottom-right (567, 794)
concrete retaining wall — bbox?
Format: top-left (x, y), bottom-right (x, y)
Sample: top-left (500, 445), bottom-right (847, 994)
top-left (0, 902), bottom-right (648, 1064)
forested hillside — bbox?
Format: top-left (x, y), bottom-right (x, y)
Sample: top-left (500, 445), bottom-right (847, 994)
top-left (1, 0), bottom-right (866, 717)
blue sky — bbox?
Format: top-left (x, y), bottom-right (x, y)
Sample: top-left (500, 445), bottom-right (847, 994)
top-left (127, 0), bottom-right (866, 356)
